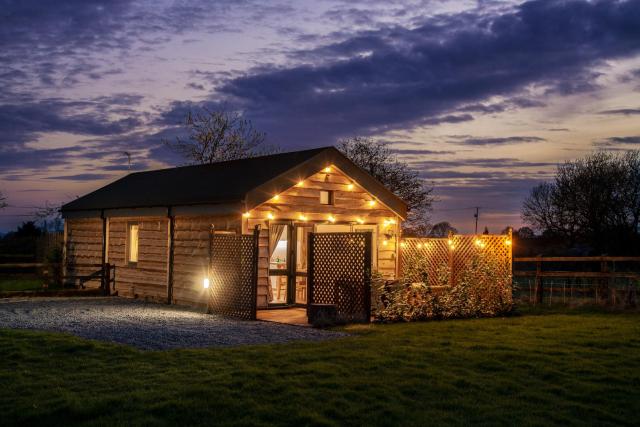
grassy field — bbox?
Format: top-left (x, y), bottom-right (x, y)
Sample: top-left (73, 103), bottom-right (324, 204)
top-left (1, 307), bottom-right (639, 426)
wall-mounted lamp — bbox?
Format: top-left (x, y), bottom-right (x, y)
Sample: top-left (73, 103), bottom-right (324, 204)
top-left (203, 277), bottom-right (210, 289)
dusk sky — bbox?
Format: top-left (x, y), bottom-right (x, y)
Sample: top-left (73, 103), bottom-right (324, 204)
top-left (1, 0), bottom-right (639, 233)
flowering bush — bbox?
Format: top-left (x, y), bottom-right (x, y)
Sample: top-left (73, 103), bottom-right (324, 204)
top-left (374, 255), bottom-right (512, 322)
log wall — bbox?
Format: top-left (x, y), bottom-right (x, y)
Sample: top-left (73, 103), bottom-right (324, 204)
top-left (65, 218), bottom-right (103, 288)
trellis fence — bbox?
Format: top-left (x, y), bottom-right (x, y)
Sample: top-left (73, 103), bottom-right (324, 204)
top-left (207, 226), bottom-right (260, 320)
top-left (399, 233), bottom-right (513, 287)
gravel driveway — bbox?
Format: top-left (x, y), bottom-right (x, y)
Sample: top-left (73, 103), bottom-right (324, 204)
top-left (0, 297), bottom-right (346, 350)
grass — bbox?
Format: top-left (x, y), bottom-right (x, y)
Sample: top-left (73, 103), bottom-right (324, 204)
top-left (1, 308), bottom-right (639, 426)
top-left (0, 276), bottom-right (43, 291)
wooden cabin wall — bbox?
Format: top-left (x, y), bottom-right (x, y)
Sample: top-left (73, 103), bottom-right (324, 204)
top-left (107, 217), bottom-right (168, 302)
top-left (245, 167), bottom-right (402, 308)
top-left (171, 215), bottom-right (240, 307)
top-left (65, 218), bottom-right (103, 288)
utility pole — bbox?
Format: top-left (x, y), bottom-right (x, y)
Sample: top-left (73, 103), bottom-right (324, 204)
top-left (474, 207), bottom-right (480, 234)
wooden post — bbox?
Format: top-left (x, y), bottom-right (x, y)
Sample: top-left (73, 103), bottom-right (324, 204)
top-left (166, 210), bottom-right (175, 305)
top-left (363, 231), bottom-right (372, 323)
top-left (448, 231), bottom-right (455, 287)
top-left (535, 255), bottom-right (543, 305)
top-left (600, 256), bottom-right (608, 306)
top-left (101, 212), bottom-right (107, 292)
top-left (307, 232), bottom-right (315, 318)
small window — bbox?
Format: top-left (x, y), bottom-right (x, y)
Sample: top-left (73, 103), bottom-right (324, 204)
top-left (320, 190), bottom-right (333, 205)
top-left (128, 223), bottom-right (139, 263)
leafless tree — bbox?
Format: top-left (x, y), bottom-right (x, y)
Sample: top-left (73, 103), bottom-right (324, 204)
top-left (165, 108), bottom-right (274, 164)
top-left (337, 137), bottom-right (435, 234)
top-left (0, 191), bottom-right (6, 210)
top-left (428, 221), bottom-right (458, 237)
top-left (522, 150), bottom-right (640, 253)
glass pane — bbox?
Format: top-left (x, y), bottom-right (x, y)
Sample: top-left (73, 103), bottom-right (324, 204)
top-left (128, 224), bottom-right (139, 263)
top-left (269, 276), bottom-right (288, 304)
top-left (295, 276), bottom-right (307, 304)
top-left (269, 224), bottom-right (288, 270)
top-left (296, 227), bottom-right (311, 272)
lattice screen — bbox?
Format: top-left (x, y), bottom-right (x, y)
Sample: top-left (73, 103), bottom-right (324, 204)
top-left (401, 234), bottom-right (512, 286)
top-left (309, 232), bottom-right (372, 323)
top-left (208, 231), bottom-right (258, 320)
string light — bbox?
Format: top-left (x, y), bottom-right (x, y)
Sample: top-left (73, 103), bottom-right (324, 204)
top-left (297, 180), bottom-right (304, 187)
top-left (267, 212), bottom-right (275, 220)
top-left (417, 243), bottom-right (423, 248)
top-left (327, 215), bottom-right (336, 223)
top-left (382, 240), bottom-right (388, 246)
top-left (400, 241), bottom-right (406, 248)
top-left (505, 239), bottom-right (512, 246)
top-left (324, 166), bottom-right (331, 173)
top-left (299, 214), bottom-right (307, 221)
top-left (203, 278), bottom-right (210, 289)
top-left (347, 183), bottom-right (354, 190)
top-left (356, 217), bottom-right (364, 224)
top-left (368, 200), bottom-right (376, 207)
top-left (272, 194), bottom-right (280, 201)
top-left (242, 212), bottom-right (250, 218)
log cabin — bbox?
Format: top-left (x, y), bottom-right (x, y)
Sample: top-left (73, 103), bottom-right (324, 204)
top-left (60, 146), bottom-right (407, 310)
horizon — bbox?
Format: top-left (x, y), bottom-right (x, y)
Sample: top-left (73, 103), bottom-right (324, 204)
top-left (1, 0), bottom-right (640, 233)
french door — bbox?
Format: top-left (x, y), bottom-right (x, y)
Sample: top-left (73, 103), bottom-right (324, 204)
top-left (268, 223), bottom-right (312, 306)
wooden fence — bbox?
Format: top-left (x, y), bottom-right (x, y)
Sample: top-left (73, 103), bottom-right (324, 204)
top-left (513, 256), bottom-right (640, 306)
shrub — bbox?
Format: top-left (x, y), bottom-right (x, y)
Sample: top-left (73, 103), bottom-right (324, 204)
top-left (374, 254), bottom-right (512, 322)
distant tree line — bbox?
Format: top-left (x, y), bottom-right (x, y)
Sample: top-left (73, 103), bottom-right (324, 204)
top-left (522, 151), bottom-right (640, 255)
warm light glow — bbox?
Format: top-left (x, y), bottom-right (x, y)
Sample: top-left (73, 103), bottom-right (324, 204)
top-left (242, 212), bottom-right (250, 218)
top-left (347, 183), bottom-right (354, 190)
top-left (382, 239), bottom-right (388, 246)
top-left (297, 180), bottom-right (304, 187)
top-left (299, 214), bottom-right (307, 221)
top-left (505, 239), bottom-right (512, 246)
top-left (368, 200), bottom-right (376, 207)
top-left (273, 194), bottom-right (280, 201)
top-left (448, 238), bottom-right (453, 245)
top-left (324, 166), bottom-right (331, 173)
top-left (417, 243), bottom-right (423, 248)
top-left (400, 241), bottom-right (406, 248)
top-left (384, 218), bottom-right (397, 226)
top-left (203, 278), bottom-right (210, 289)
top-left (356, 217), bottom-right (364, 224)
top-left (328, 215), bottom-right (336, 223)
top-left (474, 238), bottom-right (482, 246)
top-left (267, 212), bottom-right (275, 220)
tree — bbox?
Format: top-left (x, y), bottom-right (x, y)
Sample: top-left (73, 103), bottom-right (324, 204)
top-left (522, 150), bottom-right (640, 253)
top-left (515, 227), bottom-right (535, 239)
top-left (0, 191), bottom-right (7, 210)
top-left (428, 222), bottom-right (458, 237)
top-left (165, 108), bottom-right (272, 164)
top-left (337, 137), bottom-right (434, 233)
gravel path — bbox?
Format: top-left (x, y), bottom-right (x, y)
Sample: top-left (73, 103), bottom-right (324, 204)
top-left (0, 297), bottom-right (346, 350)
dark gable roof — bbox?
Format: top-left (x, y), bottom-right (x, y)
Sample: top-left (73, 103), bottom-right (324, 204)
top-left (61, 146), bottom-right (408, 218)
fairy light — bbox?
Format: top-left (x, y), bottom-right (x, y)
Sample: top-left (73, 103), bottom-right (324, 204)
top-left (242, 212), bottom-right (250, 218)
top-left (400, 241), bottom-right (406, 248)
top-left (382, 240), bottom-right (388, 246)
top-left (267, 212), bottom-right (275, 220)
top-left (347, 183), bottom-right (354, 190)
top-left (273, 194), bottom-right (280, 201)
top-left (297, 180), bottom-right (304, 187)
top-left (324, 166), bottom-right (331, 173)
top-left (368, 200), bottom-right (376, 207)
top-left (299, 214), bottom-right (307, 221)
top-left (505, 238), bottom-right (512, 246)
top-left (356, 217), bottom-right (364, 224)
top-left (203, 277), bottom-right (210, 289)
top-left (474, 238), bottom-right (482, 246)
top-left (417, 243), bottom-right (423, 249)
top-left (327, 215), bottom-right (336, 223)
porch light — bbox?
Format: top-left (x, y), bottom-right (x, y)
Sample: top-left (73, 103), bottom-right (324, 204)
top-left (242, 212), bottom-right (250, 218)
top-left (267, 212), bottom-right (275, 220)
top-left (328, 215), bottom-right (336, 223)
top-left (203, 277), bottom-right (210, 289)
top-left (368, 200), bottom-right (376, 207)
top-left (324, 166), bottom-right (331, 173)
top-left (299, 214), bottom-right (307, 221)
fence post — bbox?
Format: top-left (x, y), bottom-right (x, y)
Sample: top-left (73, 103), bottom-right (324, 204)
top-left (306, 233), bottom-right (315, 318)
top-left (535, 255), bottom-right (543, 305)
top-left (448, 231), bottom-right (454, 287)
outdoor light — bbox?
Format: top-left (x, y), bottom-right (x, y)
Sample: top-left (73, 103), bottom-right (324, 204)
top-left (383, 239), bottom-right (388, 246)
top-left (299, 214), bottom-right (307, 221)
top-left (475, 238), bottom-right (482, 246)
top-left (203, 277), bottom-right (210, 289)
top-left (242, 212), bottom-right (250, 218)
top-left (356, 217), bottom-right (364, 224)
top-left (324, 166), bottom-right (331, 173)
top-left (273, 194), bottom-right (280, 201)
top-left (328, 215), bottom-right (336, 223)
top-left (505, 238), bottom-right (512, 246)
top-left (347, 183), bottom-right (354, 190)
top-left (297, 180), bottom-right (304, 187)
top-left (368, 200), bottom-right (376, 207)
top-left (400, 241), bottom-right (406, 248)
top-left (448, 238), bottom-right (453, 245)
top-left (417, 243), bottom-right (423, 248)
top-left (267, 212), bottom-right (275, 220)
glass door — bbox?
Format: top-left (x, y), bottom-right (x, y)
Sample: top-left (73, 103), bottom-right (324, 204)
top-left (294, 226), bottom-right (313, 304)
top-left (268, 224), bottom-right (290, 304)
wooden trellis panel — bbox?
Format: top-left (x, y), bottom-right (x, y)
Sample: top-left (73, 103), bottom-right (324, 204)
top-left (308, 232), bottom-right (372, 323)
top-left (208, 227), bottom-right (259, 320)
top-left (401, 234), bottom-right (512, 286)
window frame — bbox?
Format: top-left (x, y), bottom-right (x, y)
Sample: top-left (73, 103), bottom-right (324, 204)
top-left (126, 222), bottom-right (140, 266)
top-left (319, 189), bottom-right (334, 205)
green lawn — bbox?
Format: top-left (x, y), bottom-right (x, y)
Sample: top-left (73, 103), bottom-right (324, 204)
top-left (1, 308), bottom-right (639, 426)
top-left (0, 276), bottom-right (43, 291)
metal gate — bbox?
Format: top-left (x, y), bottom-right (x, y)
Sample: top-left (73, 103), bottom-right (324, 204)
top-left (307, 232), bottom-right (372, 323)
top-left (207, 225), bottom-right (260, 320)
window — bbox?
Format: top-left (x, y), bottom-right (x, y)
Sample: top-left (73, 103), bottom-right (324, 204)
top-left (319, 190), bottom-right (333, 205)
top-left (128, 223), bottom-right (139, 263)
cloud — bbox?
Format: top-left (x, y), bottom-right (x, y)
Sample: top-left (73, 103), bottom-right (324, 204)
top-left (45, 173), bottom-right (112, 181)
top-left (598, 108), bottom-right (640, 116)
top-left (203, 0), bottom-right (640, 146)
top-left (449, 136), bottom-right (546, 146)
top-left (596, 136), bottom-right (640, 147)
